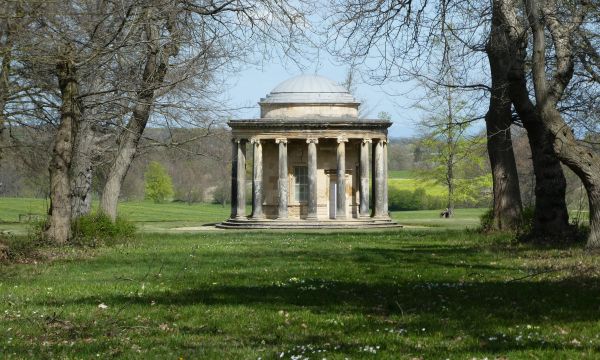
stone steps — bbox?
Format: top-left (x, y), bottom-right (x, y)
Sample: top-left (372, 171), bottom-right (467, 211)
top-left (217, 218), bottom-right (402, 229)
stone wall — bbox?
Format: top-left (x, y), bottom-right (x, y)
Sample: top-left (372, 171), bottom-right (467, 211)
top-left (261, 139), bottom-right (360, 219)
top-left (261, 103), bottom-right (358, 119)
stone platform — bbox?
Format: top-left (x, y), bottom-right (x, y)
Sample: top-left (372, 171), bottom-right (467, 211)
top-left (217, 218), bottom-right (401, 229)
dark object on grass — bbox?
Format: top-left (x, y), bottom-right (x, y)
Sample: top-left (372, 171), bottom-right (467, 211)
top-left (440, 208), bottom-right (451, 218)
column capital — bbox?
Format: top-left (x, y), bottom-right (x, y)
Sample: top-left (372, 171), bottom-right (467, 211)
top-left (306, 137), bottom-right (319, 144)
top-left (275, 138), bottom-right (288, 144)
top-left (232, 138), bottom-right (246, 144)
top-left (362, 138), bottom-right (372, 144)
top-left (250, 137), bottom-right (262, 145)
top-left (337, 136), bottom-right (348, 143)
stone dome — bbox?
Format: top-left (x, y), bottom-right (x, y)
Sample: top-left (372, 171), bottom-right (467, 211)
top-left (259, 74), bottom-right (359, 119)
top-left (261, 74), bottom-right (359, 104)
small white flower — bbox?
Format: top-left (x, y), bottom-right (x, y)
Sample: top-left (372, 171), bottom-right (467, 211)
top-left (98, 303), bottom-right (108, 309)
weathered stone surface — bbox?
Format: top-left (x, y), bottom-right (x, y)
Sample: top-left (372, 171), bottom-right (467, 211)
top-left (230, 140), bottom-right (239, 219)
top-left (307, 138), bottom-right (318, 219)
top-left (336, 137), bottom-right (348, 219)
top-left (235, 140), bottom-right (246, 219)
top-left (277, 138), bottom-right (288, 219)
top-left (251, 139), bottom-right (264, 219)
top-left (359, 139), bottom-right (371, 217)
top-left (373, 139), bottom-right (386, 218)
top-left (224, 74), bottom-right (395, 228)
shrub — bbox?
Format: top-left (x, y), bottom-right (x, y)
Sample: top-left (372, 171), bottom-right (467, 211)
top-left (519, 206), bottom-right (535, 235)
top-left (0, 228), bottom-right (46, 262)
top-left (71, 213), bottom-right (136, 247)
top-left (144, 161), bottom-right (174, 203)
top-left (388, 186), bottom-right (447, 211)
top-left (478, 208), bottom-right (495, 233)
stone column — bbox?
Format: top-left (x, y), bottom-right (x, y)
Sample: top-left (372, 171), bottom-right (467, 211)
top-left (336, 136), bottom-right (348, 219)
top-left (359, 138), bottom-right (371, 217)
top-left (276, 138), bottom-right (288, 219)
top-left (372, 138), bottom-right (386, 218)
top-left (251, 138), bottom-right (264, 219)
top-left (383, 139), bottom-right (389, 216)
top-left (306, 138), bottom-right (318, 220)
top-left (235, 139), bottom-right (247, 219)
top-left (230, 139), bottom-right (239, 219)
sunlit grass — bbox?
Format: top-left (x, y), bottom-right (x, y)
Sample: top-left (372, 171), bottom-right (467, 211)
top-left (0, 198), bottom-right (485, 235)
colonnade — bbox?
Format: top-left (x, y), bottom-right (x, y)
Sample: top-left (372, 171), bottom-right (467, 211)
top-left (230, 137), bottom-right (389, 220)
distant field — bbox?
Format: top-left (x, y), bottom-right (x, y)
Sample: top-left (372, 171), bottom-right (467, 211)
top-left (388, 169), bottom-right (414, 178)
top-left (387, 170), bottom-right (448, 197)
top-left (0, 198), bottom-right (232, 235)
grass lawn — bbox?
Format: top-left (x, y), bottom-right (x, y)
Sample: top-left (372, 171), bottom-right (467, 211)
top-left (387, 169), bottom-right (448, 197)
top-left (2, 228), bottom-right (600, 358)
top-left (0, 197), bottom-right (486, 234)
top-left (0, 198), bottom-right (233, 235)
top-left (388, 170), bottom-right (414, 179)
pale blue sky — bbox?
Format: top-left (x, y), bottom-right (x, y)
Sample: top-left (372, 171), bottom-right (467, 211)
top-left (225, 55), bottom-right (422, 138)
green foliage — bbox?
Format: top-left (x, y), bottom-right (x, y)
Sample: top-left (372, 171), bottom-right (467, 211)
top-left (520, 206), bottom-right (535, 235)
top-left (416, 134), bottom-right (492, 207)
top-left (478, 208), bottom-right (495, 232)
top-left (388, 186), bottom-right (443, 211)
top-left (388, 184), bottom-right (489, 211)
top-left (414, 81), bottom-right (492, 210)
top-left (377, 111), bottom-right (392, 121)
top-left (71, 212), bottom-right (136, 247)
top-left (0, 233), bottom-right (43, 262)
top-left (144, 161), bottom-right (174, 203)
top-left (212, 183), bottom-right (230, 205)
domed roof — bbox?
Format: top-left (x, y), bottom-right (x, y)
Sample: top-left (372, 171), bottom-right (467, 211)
top-left (260, 74), bottom-right (359, 104)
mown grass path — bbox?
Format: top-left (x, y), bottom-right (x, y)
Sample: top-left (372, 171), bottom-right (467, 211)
top-left (1, 229), bottom-right (600, 358)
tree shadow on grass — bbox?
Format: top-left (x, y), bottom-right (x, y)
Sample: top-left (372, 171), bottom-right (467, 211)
top-left (353, 247), bottom-right (521, 272)
top-left (43, 276), bottom-right (600, 356)
top-left (57, 277), bottom-right (600, 324)
top-left (25, 234), bottom-right (600, 356)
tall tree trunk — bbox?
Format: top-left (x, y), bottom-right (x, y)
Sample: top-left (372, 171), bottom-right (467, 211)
top-left (484, 94), bottom-right (522, 230)
top-left (446, 91), bottom-right (455, 217)
top-left (0, 29), bottom-right (11, 162)
top-left (70, 117), bottom-right (94, 219)
top-left (485, 11), bottom-right (523, 230)
top-left (540, 104), bottom-right (600, 247)
top-left (100, 98), bottom-right (153, 220)
top-left (446, 160), bottom-right (454, 217)
top-left (525, 0), bottom-right (599, 247)
top-left (507, 55), bottom-right (570, 237)
top-left (100, 13), bottom-right (176, 220)
top-left (490, 0), bottom-right (571, 238)
top-left (45, 52), bottom-right (81, 244)
top-left (485, 1), bottom-right (523, 230)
